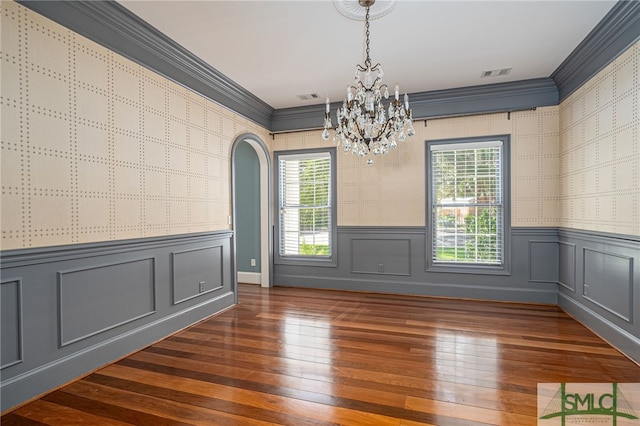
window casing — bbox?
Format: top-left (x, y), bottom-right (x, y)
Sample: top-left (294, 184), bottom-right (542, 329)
top-left (275, 148), bottom-right (337, 266)
top-left (426, 135), bottom-right (510, 274)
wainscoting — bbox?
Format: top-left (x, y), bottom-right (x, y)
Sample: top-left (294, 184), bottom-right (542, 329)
top-left (0, 231), bottom-right (235, 412)
top-left (557, 228), bottom-right (640, 364)
top-left (274, 226), bottom-right (640, 363)
top-left (274, 227), bottom-right (559, 304)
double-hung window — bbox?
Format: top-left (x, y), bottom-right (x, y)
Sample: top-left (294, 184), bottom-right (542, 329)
top-left (275, 148), bottom-right (336, 266)
top-left (427, 135), bottom-right (510, 273)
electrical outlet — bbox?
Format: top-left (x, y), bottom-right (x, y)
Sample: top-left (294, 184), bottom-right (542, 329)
top-left (250, 258), bottom-right (256, 267)
top-left (199, 281), bottom-right (206, 292)
top-left (378, 263), bottom-right (384, 273)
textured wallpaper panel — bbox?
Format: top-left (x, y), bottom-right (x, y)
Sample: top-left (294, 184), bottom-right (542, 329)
top-left (275, 106), bottom-right (561, 227)
top-left (559, 41), bottom-right (639, 236)
top-left (0, 1), bottom-right (269, 249)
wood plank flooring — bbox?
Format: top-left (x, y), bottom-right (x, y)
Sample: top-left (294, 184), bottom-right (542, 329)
top-left (3, 284), bottom-right (639, 425)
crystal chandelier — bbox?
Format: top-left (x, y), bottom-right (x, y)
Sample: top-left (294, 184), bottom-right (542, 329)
top-left (322, 0), bottom-right (415, 162)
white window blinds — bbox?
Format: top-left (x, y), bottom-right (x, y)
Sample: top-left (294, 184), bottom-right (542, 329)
top-left (278, 152), bottom-right (332, 257)
top-left (430, 141), bottom-right (503, 265)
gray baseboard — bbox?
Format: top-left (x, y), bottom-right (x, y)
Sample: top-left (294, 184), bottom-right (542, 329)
top-left (0, 231), bottom-right (235, 412)
top-left (559, 292), bottom-right (640, 365)
top-left (275, 273), bottom-right (558, 304)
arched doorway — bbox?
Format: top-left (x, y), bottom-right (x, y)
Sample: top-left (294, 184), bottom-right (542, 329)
top-left (231, 134), bottom-right (272, 294)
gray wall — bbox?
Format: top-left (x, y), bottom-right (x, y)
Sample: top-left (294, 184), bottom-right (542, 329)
top-left (234, 141), bottom-right (261, 273)
top-left (0, 231), bottom-right (235, 411)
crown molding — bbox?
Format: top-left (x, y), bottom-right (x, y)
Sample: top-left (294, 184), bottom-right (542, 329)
top-left (551, 0), bottom-right (640, 102)
top-left (17, 0), bottom-right (274, 129)
top-left (271, 78), bottom-right (558, 133)
top-left (17, 0), bottom-right (637, 132)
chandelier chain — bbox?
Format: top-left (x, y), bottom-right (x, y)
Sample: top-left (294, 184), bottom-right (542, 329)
top-left (364, 6), bottom-right (371, 68)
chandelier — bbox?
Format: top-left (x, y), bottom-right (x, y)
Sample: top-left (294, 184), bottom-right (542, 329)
top-left (323, 0), bottom-right (415, 162)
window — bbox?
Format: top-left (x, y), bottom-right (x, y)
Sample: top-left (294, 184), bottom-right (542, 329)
top-left (427, 135), bottom-right (510, 273)
top-left (275, 148), bottom-right (336, 265)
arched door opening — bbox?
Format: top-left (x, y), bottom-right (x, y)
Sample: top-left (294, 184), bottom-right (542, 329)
top-left (231, 134), bottom-right (272, 294)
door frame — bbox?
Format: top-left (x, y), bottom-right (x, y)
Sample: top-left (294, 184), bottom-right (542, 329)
top-left (231, 133), bottom-right (272, 292)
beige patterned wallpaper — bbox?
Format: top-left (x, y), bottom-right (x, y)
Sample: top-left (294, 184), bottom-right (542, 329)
top-left (0, 1), bottom-right (269, 250)
top-left (2, 1), bottom-right (636, 251)
top-left (559, 41), bottom-right (639, 236)
top-left (274, 106), bottom-right (561, 228)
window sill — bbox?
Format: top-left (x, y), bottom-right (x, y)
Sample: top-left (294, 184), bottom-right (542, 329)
top-left (275, 256), bottom-right (337, 268)
top-left (427, 263), bottom-right (511, 276)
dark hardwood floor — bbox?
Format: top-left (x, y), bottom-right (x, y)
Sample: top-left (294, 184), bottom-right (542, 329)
top-left (3, 284), bottom-right (639, 425)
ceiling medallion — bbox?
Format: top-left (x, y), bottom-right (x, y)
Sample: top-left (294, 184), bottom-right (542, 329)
top-left (333, 0), bottom-right (397, 21)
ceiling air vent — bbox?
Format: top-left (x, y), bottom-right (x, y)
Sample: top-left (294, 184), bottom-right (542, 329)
top-left (296, 93), bottom-right (321, 101)
top-left (481, 67), bottom-right (512, 78)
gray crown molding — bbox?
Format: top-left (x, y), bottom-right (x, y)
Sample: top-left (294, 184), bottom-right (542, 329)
top-left (271, 78), bottom-right (558, 133)
top-left (16, 0), bottom-right (274, 129)
top-left (551, 0), bottom-right (640, 102)
top-left (408, 78), bottom-right (558, 120)
top-left (17, 0), bottom-right (637, 133)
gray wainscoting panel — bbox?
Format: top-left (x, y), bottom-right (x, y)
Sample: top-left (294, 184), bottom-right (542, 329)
top-left (558, 242), bottom-right (576, 291)
top-left (0, 230), bottom-right (234, 412)
top-left (172, 245), bottom-right (224, 304)
top-left (351, 239), bottom-right (411, 276)
top-left (557, 228), bottom-right (640, 364)
top-left (58, 258), bottom-right (156, 347)
top-left (529, 240), bottom-right (559, 283)
top-left (583, 248), bottom-right (633, 322)
top-left (274, 227), bottom-right (558, 304)
top-left (1, 279), bottom-right (23, 369)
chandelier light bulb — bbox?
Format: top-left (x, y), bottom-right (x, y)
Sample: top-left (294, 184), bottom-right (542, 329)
top-left (323, 0), bottom-right (414, 161)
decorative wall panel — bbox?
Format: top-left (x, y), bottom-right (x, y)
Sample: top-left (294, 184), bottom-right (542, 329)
top-left (558, 241), bottom-right (576, 291)
top-left (58, 258), bottom-right (156, 346)
top-left (172, 245), bottom-right (223, 304)
top-left (583, 248), bottom-right (633, 322)
top-left (529, 241), bottom-right (559, 282)
top-left (1, 279), bottom-right (23, 369)
top-left (351, 239), bottom-right (411, 276)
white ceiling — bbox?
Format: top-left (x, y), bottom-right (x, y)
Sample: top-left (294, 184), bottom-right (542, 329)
top-left (118, 0), bottom-right (617, 110)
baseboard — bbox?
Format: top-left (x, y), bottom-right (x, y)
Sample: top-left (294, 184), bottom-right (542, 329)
top-left (275, 274), bottom-right (557, 304)
top-left (558, 292), bottom-right (640, 365)
top-left (237, 271), bottom-right (262, 285)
